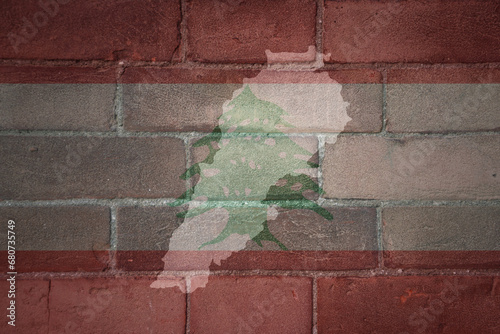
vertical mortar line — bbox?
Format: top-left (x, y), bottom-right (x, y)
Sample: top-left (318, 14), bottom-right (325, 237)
top-left (312, 276), bottom-right (318, 334)
top-left (185, 276), bottom-right (192, 334)
top-left (381, 67), bottom-right (388, 133)
top-left (317, 135), bottom-right (326, 195)
top-left (376, 204), bottom-right (384, 269)
top-left (184, 135), bottom-right (192, 194)
top-left (114, 64), bottom-right (125, 136)
top-left (109, 204), bottom-right (118, 271)
top-left (315, 0), bottom-right (325, 64)
top-left (180, 0), bottom-right (189, 62)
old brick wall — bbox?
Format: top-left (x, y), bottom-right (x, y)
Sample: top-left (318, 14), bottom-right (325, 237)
top-left (0, 0), bottom-right (499, 333)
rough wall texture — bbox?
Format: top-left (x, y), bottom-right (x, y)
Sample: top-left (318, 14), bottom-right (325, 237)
top-left (0, 0), bottom-right (499, 333)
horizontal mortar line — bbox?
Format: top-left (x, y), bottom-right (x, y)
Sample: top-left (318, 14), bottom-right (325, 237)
top-left (0, 130), bottom-right (499, 139)
top-left (4, 268), bottom-right (500, 280)
top-left (320, 199), bottom-right (500, 207)
top-left (1, 198), bottom-right (499, 208)
top-left (2, 59), bottom-right (500, 70)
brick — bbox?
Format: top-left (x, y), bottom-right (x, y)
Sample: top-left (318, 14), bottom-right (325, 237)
top-left (0, 66), bottom-right (117, 84)
top-left (383, 206), bottom-right (500, 269)
top-left (123, 83), bottom-right (240, 132)
top-left (190, 135), bottom-right (318, 200)
top-left (49, 277), bottom-right (186, 333)
top-left (190, 276), bottom-right (312, 333)
top-left (0, 206), bottom-right (110, 272)
top-left (318, 276), bottom-right (500, 333)
top-left (122, 68), bottom-right (382, 133)
top-left (245, 207), bottom-right (377, 251)
top-left (387, 69), bottom-right (500, 133)
top-left (187, 0), bottom-right (316, 63)
top-left (323, 135), bottom-right (500, 200)
top-left (0, 0), bottom-right (180, 61)
top-left (324, 0), bottom-right (500, 63)
top-left (116, 206), bottom-right (183, 271)
top-left (0, 84), bottom-right (115, 131)
top-left (0, 136), bottom-right (186, 200)
top-left (116, 206), bottom-right (378, 271)
top-left (0, 279), bottom-right (49, 332)
top-left (0, 206), bottom-right (109, 250)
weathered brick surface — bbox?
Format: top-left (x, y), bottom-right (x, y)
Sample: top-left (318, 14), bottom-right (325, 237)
top-left (122, 68), bottom-right (382, 133)
top-left (0, 84), bottom-right (115, 131)
top-left (0, 136), bottom-right (186, 200)
top-left (115, 206), bottom-right (378, 271)
top-left (383, 206), bottom-right (500, 269)
top-left (0, 0), bottom-right (180, 61)
top-left (49, 277), bottom-right (186, 333)
top-left (245, 207), bottom-right (377, 251)
top-left (0, 66), bottom-right (117, 84)
top-left (187, 0), bottom-right (316, 63)
top-left (318, 276), bottom-right (500, 334)
top-left (0, 206), bottom-right (110, 250)
top-left (323, 135), bottom-right (500, 200)
top-left (123, 83), bottom-right (240, 132)
top-left (0, 280), bottom-right (49, 333)
top-left (387, 69), bottom-right (500, 133)
top-left (324, 0), bottom-right (500, 63)
top-left (190, 276), bottom-right (312, 333)
top-left (0, 206), bottom-right (110, 272)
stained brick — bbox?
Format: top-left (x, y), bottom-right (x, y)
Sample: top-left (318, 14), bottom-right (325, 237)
top-left (318, 276), bottom-right (500, 333)
top-left (387, 68), bottom-right (500, 133)
top-left (323, 135), bottom-right (500, 200)
top-left (0, 136), bottom-right (186, 200)
top-left (0, 280), bottom-right (49, 333)
top-left (0, 0), bottom-right (180, 61)
top-left (383, 206), bottom-right (500, 269)
top-left (187, 0), bottom-right (316, 63)
top-left (49, 277), bottom-right (186, 333)
top-left (324, 0), bottom-right (500, 63)
top-left (190, 276), bottom-right (312, 333)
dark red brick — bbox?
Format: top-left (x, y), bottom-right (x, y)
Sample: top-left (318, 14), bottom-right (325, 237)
top-left (187, 0), bottom-right (316, 63)
top-left (318, 276), bottom-right (500, 334)
top-left (387, 68), bottom-right (500, 85)
top-left (49, 277), bottom-right (186, 333)
top-left (0, 0), bottom-right (180, 61)
top-left (0, 279), bottom-right (49, 333)
top-left (0, 66), bottom-right (117, 84)
top-left (190, 276), bottom-right (312, 333)
top-left (324, 0), bottom-right (500, 63)
top-left (0, 136), bottom-right (186, 200)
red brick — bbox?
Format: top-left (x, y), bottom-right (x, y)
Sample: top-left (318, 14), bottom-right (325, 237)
top-left (318, 276), bottom-right (500, 333)
top-left (0, 206), bottom-right (110, 272)
top-left (0, 279), bottom-right (49, 333)
top-left (49, 277), bottom-right (186, 333)
top-left (387, 68), bottom-right (500, 85)
top-left (190, 276), bottom-right (312, 333)
top-left (323, 135), bottom-right (500, 200)
top-left (324, 0), bottom-right (500, 63)
top-left (0, 136), bottom-right (186, 200)
top-left (0, 0), bottom-right (180, 61)
top-left (187, 0), bottom-right (316, 63)
top-left (0, 66), bottom-right (116, 84)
